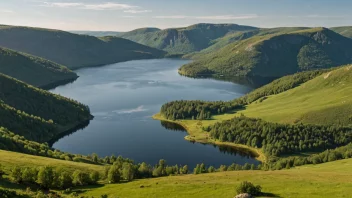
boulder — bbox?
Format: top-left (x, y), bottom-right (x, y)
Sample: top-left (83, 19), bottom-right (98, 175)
top-left (234, 193), bottom-right (254, 198)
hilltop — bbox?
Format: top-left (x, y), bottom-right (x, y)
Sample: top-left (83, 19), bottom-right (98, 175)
top-left (120, 23), bottom-right (257, 54)
top-left (0, 25), bottom-right (166, 69)
top-left (0, 47), bottom-right (77, 88)
top-left (179, 28), bottom-right (352, 78)
top-left (0, 73), bottom-right (91, 142)
top-left (70, 30), bottom-right (124, 37)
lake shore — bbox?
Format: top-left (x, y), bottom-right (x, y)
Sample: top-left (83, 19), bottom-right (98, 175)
top-left (152, 113), bottom-right (266, 163)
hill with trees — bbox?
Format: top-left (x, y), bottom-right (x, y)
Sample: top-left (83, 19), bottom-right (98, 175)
top-left (0, 73), bottom-right (92, 142)
top-left (70, 31), bottom-right (124, 37)
top-left (179, 28), bottom-right (352, 78)
top-left (0, 25), bottom-right (166, 69)
top-left (120, 23), bottom-right (257, 54)
top-left (0, 47), bottom-right (77, 88)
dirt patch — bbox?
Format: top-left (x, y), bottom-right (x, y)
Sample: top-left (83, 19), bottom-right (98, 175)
top-left (324, 72), bottom-right (331, 79)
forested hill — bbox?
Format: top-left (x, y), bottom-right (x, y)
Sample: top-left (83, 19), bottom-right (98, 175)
top-left (120, 23), bottom-right (257, 54)
top-left (0, 25), bottom-right (166, 69)
top-left (0, 47), bottom-right (77, 88)
top-left (0, 73), bottom-right (92, 142)
top-left (179, 28), bottom-right (352, 78)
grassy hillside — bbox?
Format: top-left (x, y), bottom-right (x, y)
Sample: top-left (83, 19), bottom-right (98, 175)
top-left (186, 27), bottom-right (310, 59)
top-left (0, 73), bottom-right (91, 142)
top-left (330, 26), bottom-right (352, 38)
top-left (236, 65), bottom-right (352, 125)
top-left (0, 47), bottom-right (77, 88)
top-left (120, 23), bottom-right (257, 54)
top-left (80, 158), bottom-right (352, 198)
top-left (0, 25), bottom-right (166, 69)
top-left (1, 149), bottom-right (352, 198)
top-left (180, 28), bottom-right (352, 78)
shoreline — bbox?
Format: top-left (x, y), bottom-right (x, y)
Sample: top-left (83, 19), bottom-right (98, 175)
top-left (152, 113), bottom-right (267, 163)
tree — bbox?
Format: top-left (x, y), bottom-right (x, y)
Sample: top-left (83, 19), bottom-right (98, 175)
top-left (236, 181), bottom-right (262, 196)
top-left (72, 170), bottom-right (89, 186)
top-left (89, 171), bottom-right (100, 184)
top-left (121, 163), bottom-right (134, 181)
top-left (208, 166), bottom-right (215, 173)
top-left (10, 167), bottom-right (22, 183)
top-left (21, 167), bottom-right (37, 183)
top-left (92, 153), bottom-right (99, 163)
top-left (108, 166), bottom-right (120, 183)
top-left (181, 165), bottom-right (188, 174)
top-left (37, 166), bottom-right (54, 188)
top-left (58, 171), bottom-right (72, 189)
top-left (138, 162), bottom-right (151, 178)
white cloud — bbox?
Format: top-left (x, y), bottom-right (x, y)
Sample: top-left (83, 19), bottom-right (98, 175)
top-left (153, 15), bottom-right (188, 19)
top-left (124, 9), bottom-right (152, 14)
top-left (153, 14), bottom-right (258, 20)
top-left (39, 1), bottom-right (150, 13)
top-left (0, 10), bottom-right (15, 14)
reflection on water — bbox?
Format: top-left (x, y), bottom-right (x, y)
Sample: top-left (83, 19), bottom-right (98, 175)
top-left (160, 121), bottom-right (258, 159)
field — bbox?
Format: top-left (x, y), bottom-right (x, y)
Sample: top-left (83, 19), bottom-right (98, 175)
top-left (236, 66), bottom-right (352, 125)
top-left (80, 158), bottom-right (352, 198)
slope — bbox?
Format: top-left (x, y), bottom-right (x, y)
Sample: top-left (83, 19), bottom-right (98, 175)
top-left (70, 30), bottom-right (124, 37)
top-left (120, 23), bottom-right (257, 54)
top-left (330, 26), bottom-right (352, 39)
top-left (0, 47), bottom-right (77, 88)
top-left (0, 73), bottom-right (92, 142)
top-left (237, 65), bottom-right (352, 125)
top-left (179, 28), bottom-right (352, 78)
top-left (0, 25), bottom-right (166, 69)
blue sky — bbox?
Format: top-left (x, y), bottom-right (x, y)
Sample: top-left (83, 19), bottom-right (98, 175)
top-left (0, 0), bottom-right (351, 31)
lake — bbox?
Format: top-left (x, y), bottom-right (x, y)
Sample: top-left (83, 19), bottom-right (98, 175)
top-left (51, 59), bottom-right (259, 168)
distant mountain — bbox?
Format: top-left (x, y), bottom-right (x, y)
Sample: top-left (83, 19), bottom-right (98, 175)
top-left (0, 73), bottom-right (92, 142)
top-left (330, 26), bottom-right (352, 39)
top-left (120, 23), bottom-right (257, 54)
top-left (186, 27), bottom-right (310, 59)
top-left (70, 31), bottom-right (124, 37)
top-left (179, 28), bottom-right (352, 78)
top-left (0, 47), bottom-right (77, 88)
top-left (0, 25), bottom-right (166, 69)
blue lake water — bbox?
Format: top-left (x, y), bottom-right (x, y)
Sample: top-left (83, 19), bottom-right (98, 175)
top-left (51, 59), bottom-right (259, 168)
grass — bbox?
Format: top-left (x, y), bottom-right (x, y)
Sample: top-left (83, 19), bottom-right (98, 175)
top-left (235, 65), bottom-right (352, 125)
top-left (152, 113), bottom-right (266, 163)
top-left (0, 150), bottom-right (105, 173)
top-left (80, 158), bottom-right (352, 198)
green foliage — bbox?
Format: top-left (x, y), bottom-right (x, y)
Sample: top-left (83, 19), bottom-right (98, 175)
top-left (107, 166), bottom-right (120, 184)
top-left (236, 181), bottom-right (262, 195)
top-left (0, 47), bottom-right (77, 88)
top-left (0, 25), bottom-right (166, 69)
top-left (37, 166), bottom-right (54, 188)
top-left (121, 23), bottom-right (257, 54)
top-left (0, 73), bottom-right (91, 142)
top-left (72, 170), bottom-right (90, 186)
top-left (209, 116), bottom-right (352, 156)
top-left (10, 167), bottom-right (22, 183)
top-left (180, 28), bottom-right (352, 78)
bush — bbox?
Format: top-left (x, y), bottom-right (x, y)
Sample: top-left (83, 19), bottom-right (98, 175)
top-left (236, 181), bottom-right (262, 196)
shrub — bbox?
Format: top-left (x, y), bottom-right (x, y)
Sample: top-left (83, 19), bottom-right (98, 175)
top-left (236, 181), bottom-right (262, 196)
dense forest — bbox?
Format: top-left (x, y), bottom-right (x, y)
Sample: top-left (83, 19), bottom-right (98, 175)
top-left (0, 25), bottom-right (166, 69)
top-left (0, 47), bottom-right (77, 88)
top-left (160, 69), bottom-right (328, 120)
top-left (0, 73), bottom-right (91, 142)
top-left (207, 116), bottom-right (352, 156)
top-left (179, 28), bottom-right (352, 78)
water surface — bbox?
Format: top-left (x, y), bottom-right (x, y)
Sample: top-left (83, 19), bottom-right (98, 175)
top-left (51, 59), bottom-right (258, 168)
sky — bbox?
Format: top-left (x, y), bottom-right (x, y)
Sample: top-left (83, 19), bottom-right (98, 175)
top-left (0, 0), bottom-right (351, 31)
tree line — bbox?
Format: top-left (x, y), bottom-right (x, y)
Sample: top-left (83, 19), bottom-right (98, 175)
top-left (207, 116), bottom-right (352, 156)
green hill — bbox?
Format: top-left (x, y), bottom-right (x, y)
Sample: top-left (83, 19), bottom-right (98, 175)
top-left (0, 73), bottom-right (91, 142)
top-left (236, 65), bottom-right (352, 125)
top-left (0, 25), bottom-right (166, 69)
top-left (120, 23), bottom-right (257, 54)
top-left (186, 27), bottom-right (310, 59)
top-left (70, 30), bottom-right (124, 37)
top-left (330, 26), bottom-right (352, 39)
top-left (179, 28), bottom-right (352, 78)
top-left (0, 47), bottom-right (77, 88)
